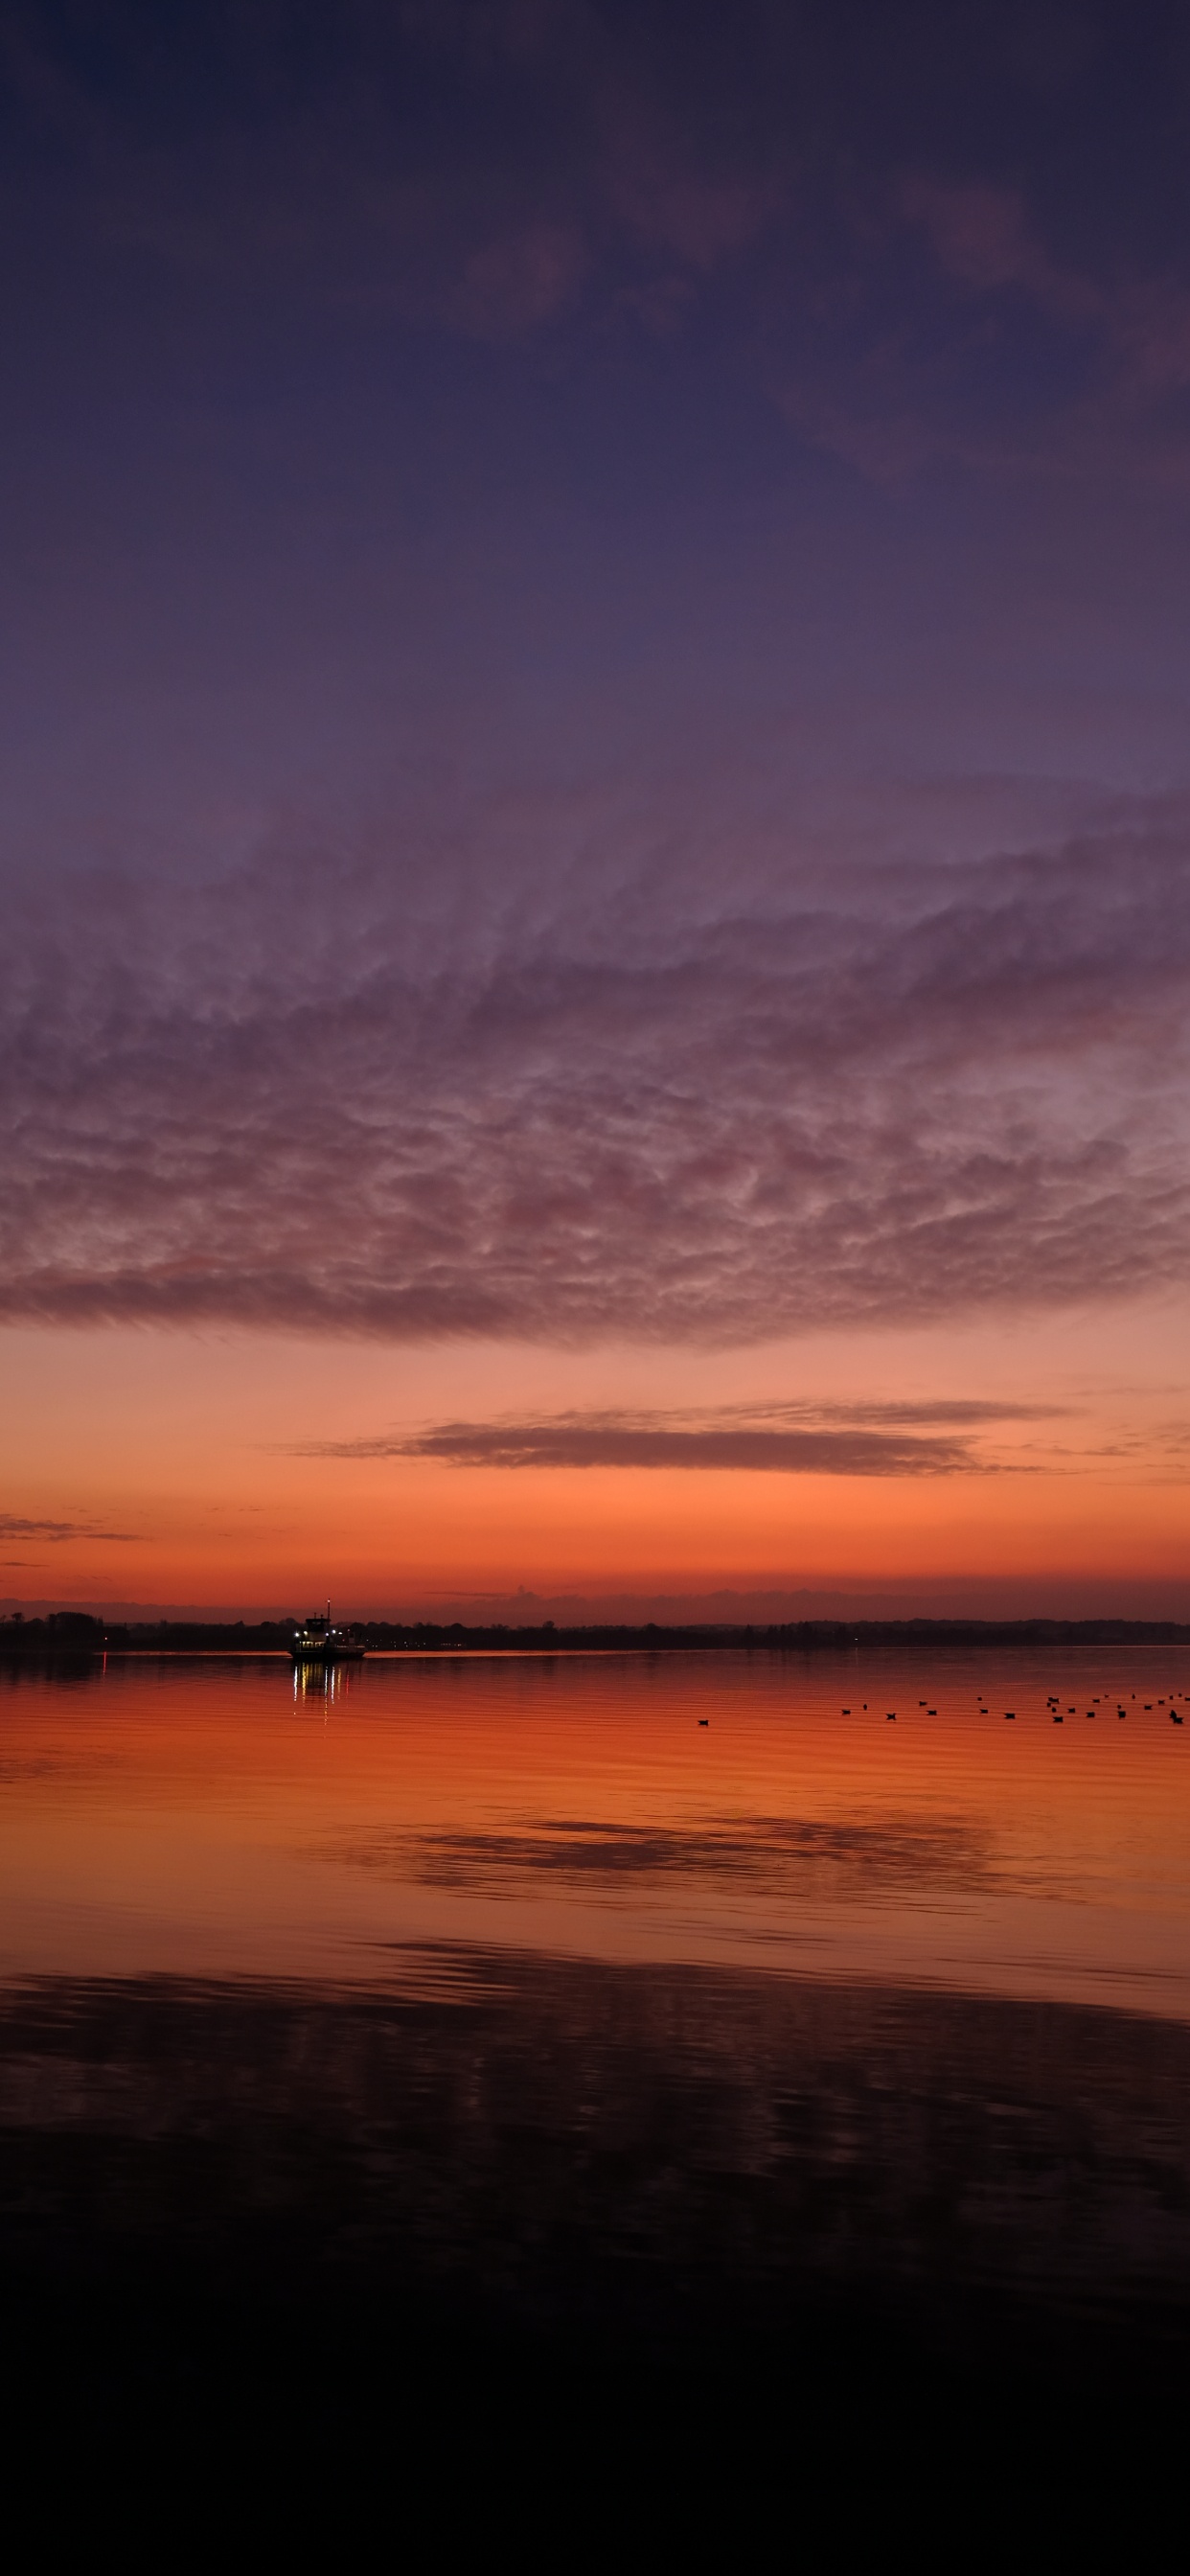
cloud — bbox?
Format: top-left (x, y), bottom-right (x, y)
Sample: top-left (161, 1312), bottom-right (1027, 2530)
top-left (7, 0), bottom-right (1190, 496)
top-left (0, 0), bottom-right (783, 341)
top-left (7, 788), bottom-right (1190, 1349)
top-left (304, 1418), bottom-right (977, 1475)
top-left (4, 789), bottom-right (1190, 1345)
top-left (292, 1395), bottom-right (1059, 1474)
top-left (451, 222), bottom-right (587, 335)
top-left (900, 177), bottom-right (1097, 323)
top-left (894, 174), bottom-right (1190, 465)
top-left (803, 1401), bottom-right (1060, 1427)
top-left (0, 1516), bottom-right (140, 1542)
top-left (600, 93), bottom-right (783, 271)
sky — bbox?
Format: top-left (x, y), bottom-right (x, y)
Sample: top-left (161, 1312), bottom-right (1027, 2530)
top-left (4, 0), bottom-right (1190, 1619)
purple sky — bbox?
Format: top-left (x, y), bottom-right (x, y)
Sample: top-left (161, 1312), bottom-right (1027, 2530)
top-left (3, 3), bottom-right (1190, 1611)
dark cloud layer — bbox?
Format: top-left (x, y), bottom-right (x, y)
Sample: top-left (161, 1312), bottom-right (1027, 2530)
top-left (4, 804), bottom-right (1190, 1342)
top-left (313, 1424), bottom-right (976, 1476)
top-left (300, 1396), bottom-right (1053, 1473)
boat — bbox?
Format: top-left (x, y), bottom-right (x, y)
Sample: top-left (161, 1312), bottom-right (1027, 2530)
top-left (289, 1606), bottom-right (365, 1665)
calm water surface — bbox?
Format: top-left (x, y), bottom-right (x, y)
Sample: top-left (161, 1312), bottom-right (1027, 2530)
top-left (2, 1646), bottom-right (1187, 2006)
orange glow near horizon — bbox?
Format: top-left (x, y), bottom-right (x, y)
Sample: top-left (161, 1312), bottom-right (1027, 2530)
top-left (5, 1298), bottom-right (1190, 1614)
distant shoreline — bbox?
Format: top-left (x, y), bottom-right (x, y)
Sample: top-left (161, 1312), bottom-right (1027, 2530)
top-left (4, 1614), bottom-right (1190, 1658)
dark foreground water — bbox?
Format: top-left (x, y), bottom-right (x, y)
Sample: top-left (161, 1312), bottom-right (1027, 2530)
top-left (4, 1645), bottom-right (1190, 2534)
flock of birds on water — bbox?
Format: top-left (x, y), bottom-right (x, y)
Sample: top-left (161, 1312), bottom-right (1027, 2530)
top-left (827, 1693), bottom-right (1187, 1725)
top-left (692, 1692), bottom-right (1189, 1728)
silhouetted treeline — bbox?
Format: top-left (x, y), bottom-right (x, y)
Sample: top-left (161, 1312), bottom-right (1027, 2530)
top-left (4, 1612), bottom-right (1190, 1657)
top-left (0, 1612), bottom-right (111, 1652)
top-left (0, 1614), bottom-right (297, 1655)
top-left (334, 1616), bottom-right (1190, 1653)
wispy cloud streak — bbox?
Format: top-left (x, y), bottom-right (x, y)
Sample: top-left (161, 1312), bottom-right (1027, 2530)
top-left (303, 1421), bottom-right (978, 1476)
top-left (0, 1515), bottom-right (139, 1542)
top-left (295, 1396), bottom-right (1058, 1474)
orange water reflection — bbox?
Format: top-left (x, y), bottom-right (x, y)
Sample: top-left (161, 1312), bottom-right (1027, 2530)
top-left (2, 1647), bottom-right (1188, 2011)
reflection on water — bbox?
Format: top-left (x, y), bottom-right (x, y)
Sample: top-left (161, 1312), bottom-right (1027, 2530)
top-left (3, 1949), bottom-right (1190, 2380)
top-left (3, 1644), bottom-right (1188, 2003)
top-left (332, 1811), bottom-right (996, 1897)
top-left (2, 1648), bottom-right (1190, 2380)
